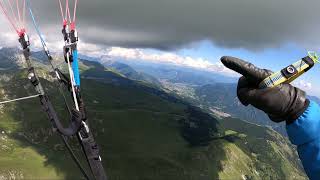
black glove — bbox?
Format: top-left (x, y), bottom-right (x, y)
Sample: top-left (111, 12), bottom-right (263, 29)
top-left (221, 56), bottom-right (310, 124)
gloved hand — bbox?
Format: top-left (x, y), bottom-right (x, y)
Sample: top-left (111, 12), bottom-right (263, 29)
top-left (221, 56), bottom-right (310, 124)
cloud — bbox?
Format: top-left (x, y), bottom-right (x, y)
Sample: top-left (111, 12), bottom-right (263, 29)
top-left (100, 47), bottom-right (238, 76)
top-left (293, 80), bottom-right (312, 91)
top-left (1, 0), bottom-right (320, 51)
top-left (2, 0), bottom-right (315, 51)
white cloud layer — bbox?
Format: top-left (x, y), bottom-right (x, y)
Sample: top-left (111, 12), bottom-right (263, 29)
top-left (101, 47), bottom-right (238, 77)
top-left (0, 29), bottom-right (237, 78)
top-left (293, 80), bottom-right (312, 91)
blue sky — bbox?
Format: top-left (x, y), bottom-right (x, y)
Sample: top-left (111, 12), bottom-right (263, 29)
top-left (175, 40), bottom-right (320, 96)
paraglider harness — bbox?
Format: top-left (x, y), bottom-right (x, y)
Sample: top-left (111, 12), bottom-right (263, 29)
top-left (18, 32), bottom-right (82, 136)
top-left (18, 31), bottom-right (106, 180)
top-left (0, 0), bottom-right (107, 179)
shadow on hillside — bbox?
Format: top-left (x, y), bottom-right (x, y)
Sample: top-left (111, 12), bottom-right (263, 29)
top-left (0, 67), bottom-right (228, 180)
top-left (180, 106), bottom-right (220, 147)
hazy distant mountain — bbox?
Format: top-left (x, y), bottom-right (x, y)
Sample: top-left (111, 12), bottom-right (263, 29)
top-left (129, 63), bottom-right (237, 85)
top-left (309, 95), bottom-right (320, 104)
top-left (103, 60), bottom-right (161, 86)
top-left (194, 83), bottom-right (288, 135)
top-left (0, 47), bottom-right (20, 70)
top-left (96, 58), bottom-right (238, 85)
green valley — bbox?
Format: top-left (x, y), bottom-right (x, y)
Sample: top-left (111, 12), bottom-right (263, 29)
top-left (0, 49), bottom-right (308, 179)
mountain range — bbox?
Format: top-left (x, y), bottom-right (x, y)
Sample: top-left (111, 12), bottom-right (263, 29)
top-left (101, 59), bottom-right (320, 137)
top-left (0, 48), bottom-right (307, 179)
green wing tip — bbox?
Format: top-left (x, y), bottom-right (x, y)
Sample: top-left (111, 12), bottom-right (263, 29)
top-left (308, 51), bottom-right (320, 63)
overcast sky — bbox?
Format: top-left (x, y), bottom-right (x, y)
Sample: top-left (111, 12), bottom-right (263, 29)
top-left (0, 0), bottom-right (319, 50)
